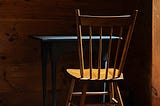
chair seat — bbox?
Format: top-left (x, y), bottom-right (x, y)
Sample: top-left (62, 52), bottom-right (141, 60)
top-left (66, 68), bottom-right (124, 80)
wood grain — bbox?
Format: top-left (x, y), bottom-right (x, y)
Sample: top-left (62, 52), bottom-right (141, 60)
top-left (0, 0), bottom-right (151, 106)
top-left (152, 0), bottom-right (160, 105)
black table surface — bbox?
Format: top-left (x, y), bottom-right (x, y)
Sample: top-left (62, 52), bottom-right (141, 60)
top-left (32, 35), bottom-right (122, 41)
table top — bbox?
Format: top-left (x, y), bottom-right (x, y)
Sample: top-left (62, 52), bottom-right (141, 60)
top-left (32, 35), bottom-right (122, 41)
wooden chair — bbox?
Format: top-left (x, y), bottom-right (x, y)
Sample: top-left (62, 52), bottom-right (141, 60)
top-left (65, 9), bottom-right (138, 106)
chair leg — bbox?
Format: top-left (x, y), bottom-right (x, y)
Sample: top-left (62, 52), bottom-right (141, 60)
top-left (80, 82), bottom-right (88, 106)
top-left (109, 82), bottom-right (115, 103)
top-left (114, 82), bottom-right (124, 106)
top-left (65, 79), bottom-right (76, 106)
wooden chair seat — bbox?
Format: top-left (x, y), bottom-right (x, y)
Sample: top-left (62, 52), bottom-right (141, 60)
top-left (67, 68), bottom-right (123, 80)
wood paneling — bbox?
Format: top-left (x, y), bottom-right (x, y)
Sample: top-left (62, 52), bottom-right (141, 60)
top-left (0, 0), bottom-right (152, 106)
top-left (152, 0), bottom-right (160, 105)
top-left (123, 0), bottom-right (152, 105)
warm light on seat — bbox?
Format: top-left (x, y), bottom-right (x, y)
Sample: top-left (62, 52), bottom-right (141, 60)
top-left (67, 68), bottom-right (123, 80)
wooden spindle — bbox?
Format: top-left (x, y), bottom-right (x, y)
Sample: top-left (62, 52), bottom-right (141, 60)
top-left (98, 26), bottom-right (103, 79)
top-left (113, 27), bottom-right (123, 78)
top-left (89, 26), bottom-right (93, 79)
top-left (105, 27), bottom-right (113, 79)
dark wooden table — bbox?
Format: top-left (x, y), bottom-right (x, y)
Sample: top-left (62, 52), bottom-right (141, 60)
top-left (32, 35), bottom-right (121, 106)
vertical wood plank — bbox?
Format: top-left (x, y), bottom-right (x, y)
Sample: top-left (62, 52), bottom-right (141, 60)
top-left (152, 0), bottom-right (160, 105)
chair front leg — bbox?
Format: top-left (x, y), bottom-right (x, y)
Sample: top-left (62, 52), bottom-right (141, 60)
top-left (109, 82), bottom-right (115, 103)
top-left (66, 79), bottom-right (76, 106)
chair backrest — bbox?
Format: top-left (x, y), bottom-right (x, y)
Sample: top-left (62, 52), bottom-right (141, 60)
top-left (75, 9), bottom-right (138, 79)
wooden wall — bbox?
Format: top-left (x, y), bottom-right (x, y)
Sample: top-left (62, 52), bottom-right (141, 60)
top-left (152, 0), bottom-right (160, 105)
top-left (0, 0), bottom-right (151, 106)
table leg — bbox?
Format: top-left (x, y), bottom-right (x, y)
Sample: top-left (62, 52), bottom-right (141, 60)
top-left (49, 45), bottom-right (56, 106)
top-left (41, 41), bottom-right (49, 106)
top-left (103, 55), bottom-right (107, 103)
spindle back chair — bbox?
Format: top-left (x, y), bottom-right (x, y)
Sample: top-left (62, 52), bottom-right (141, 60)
top-left (65, 9), bottom-right (138, 106)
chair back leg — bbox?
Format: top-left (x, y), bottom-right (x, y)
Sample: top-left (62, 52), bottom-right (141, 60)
top-left (80, 83), bottom-right (88, 106)
top-left (114, 82), bottom-right (124, 106)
